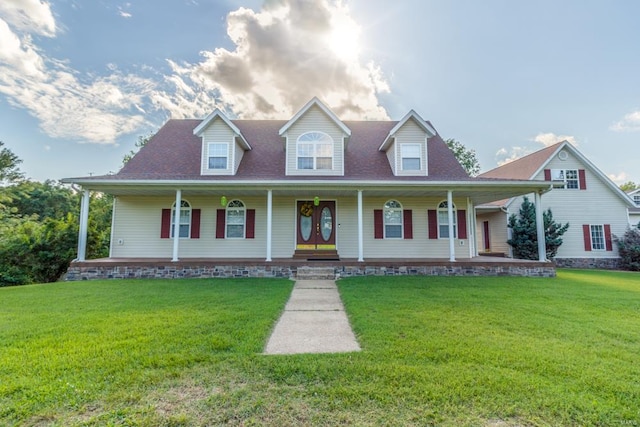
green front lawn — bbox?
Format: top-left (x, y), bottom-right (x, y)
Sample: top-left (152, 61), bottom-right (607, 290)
top-left (1, 270), bottom-right (639, 426)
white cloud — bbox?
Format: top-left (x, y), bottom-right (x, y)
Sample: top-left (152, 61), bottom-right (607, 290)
top-left (151, 0), bottom-right (390, 120)
top-left (118, 3), bottom-right (132, 18)
top-left (495, 146), bottom-right (533, 166)
top-left (610, 110), bottom-right (640, 132)
top-left (0, 0), bottom-right (56, 36)
top-left (0, 0), bottom-right (390, 145)
top-left (0, 4), bottom-right (154, 143)
top-left (607, 172), bottom-right (628, 185)
top-left (532, 132), bottom-right (577, 147)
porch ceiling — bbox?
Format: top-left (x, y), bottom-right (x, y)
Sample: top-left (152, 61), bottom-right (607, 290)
top-left (74, 180), bottom-right (552, 205)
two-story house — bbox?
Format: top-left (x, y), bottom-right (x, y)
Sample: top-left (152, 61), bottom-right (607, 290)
top-left (478, 141), bottom-right (637, 269)
top-left (63, 98), bottom-right (555, 279)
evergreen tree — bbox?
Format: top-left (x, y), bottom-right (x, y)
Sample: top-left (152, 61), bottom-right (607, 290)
top-left (507, 196), bottom-right (569, 260)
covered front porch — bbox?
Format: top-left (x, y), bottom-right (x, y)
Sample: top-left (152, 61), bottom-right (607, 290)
top-left (65, 256), bottom-right (556, 280)
top-left (69, 180), bottom-right (555, 268)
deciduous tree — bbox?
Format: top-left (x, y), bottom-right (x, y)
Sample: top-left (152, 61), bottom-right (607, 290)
top-left (445, 138), bottom-right (481, 177)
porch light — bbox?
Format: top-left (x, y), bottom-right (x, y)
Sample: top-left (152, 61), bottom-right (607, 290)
top-left (220, 195), bottom-right (227, 206)
top-left (314, 196), bottom-right (320, 206)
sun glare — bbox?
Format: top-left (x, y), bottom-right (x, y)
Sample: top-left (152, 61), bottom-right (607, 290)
top-left (327, 11), bottom-right (361, 60)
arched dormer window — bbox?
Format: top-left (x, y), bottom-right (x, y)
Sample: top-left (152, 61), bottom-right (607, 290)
top-left (172, 200), bottom-right (191, 238)
top-left (226, 200), bottom-right (246, 238)
top-left (437, 200), bottom-right (457, 238)
top-left (297, 131), bottom-right (333, 170)
top-left (384, 200), bottom-right (403, 238)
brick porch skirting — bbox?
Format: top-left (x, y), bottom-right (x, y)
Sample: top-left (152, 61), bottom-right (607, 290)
top-left (553, 257), bottom-right (621, 270)
top-left (65, 258), bottom-right (556, 281)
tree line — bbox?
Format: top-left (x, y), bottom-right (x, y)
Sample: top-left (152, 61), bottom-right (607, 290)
top-left (0, 142), bottom-right (111, 286)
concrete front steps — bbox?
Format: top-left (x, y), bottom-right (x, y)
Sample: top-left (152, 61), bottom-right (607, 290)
top-left (295, 266), bottom-right (336, 280)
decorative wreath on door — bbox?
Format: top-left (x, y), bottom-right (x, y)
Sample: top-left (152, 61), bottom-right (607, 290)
top-left (300, 202), bottom-right (314, 217)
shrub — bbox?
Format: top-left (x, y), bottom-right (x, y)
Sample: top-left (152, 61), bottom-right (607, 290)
top-left (507, 196), bottom-right (569, 260)
top-left (614, 227), bottom-right (640, 271)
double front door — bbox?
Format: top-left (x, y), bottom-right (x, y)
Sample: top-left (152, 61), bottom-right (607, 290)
top-left (296, 200), bottom-right (336, 253)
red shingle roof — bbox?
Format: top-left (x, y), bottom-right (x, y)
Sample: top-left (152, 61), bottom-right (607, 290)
top-left (479, 142), bottom-right (563, 180)
top-left (114, 118), bottom-right (470, 181)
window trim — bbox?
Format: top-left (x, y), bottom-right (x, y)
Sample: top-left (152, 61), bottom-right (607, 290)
top-left (296, 131), bottom-right (334, 171)
top-left (383, 200), bottom-right (403, 239)
top-left (208, 142), bottom-right (229, 170)
top-left (171, 200), bottom-right (191, 239)
top-left (400, 143), bottom-right (421, 171)
top-left (437, 200), bottom-right (457, 239)
top-left (225, 199), bottom-right (246, 239)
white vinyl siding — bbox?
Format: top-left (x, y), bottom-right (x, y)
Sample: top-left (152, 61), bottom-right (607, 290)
top-left (363, 196), bottom-right (470, 259)
top-left (392, 119), bottom-right (428, 176)
top-left (111, 196), bottom-right (266, 258)
top-left (506, 150), bottom-right (629, 259)
top-left (199, 117), bottom-right (239, 175)
top-left (475, 211), bottom-right (510, 255)
top-left (284, 105), bottom-right (345, 176)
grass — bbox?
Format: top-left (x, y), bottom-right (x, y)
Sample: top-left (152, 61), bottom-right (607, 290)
top-left (1, 270), bottom-right (639, 426)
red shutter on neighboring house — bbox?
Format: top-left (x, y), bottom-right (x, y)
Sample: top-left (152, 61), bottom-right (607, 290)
top-left (544, 169), bottom-right (551, 181)
top-left (161, 209), bottom-right (171, 238)
top-left (216, 209), bottom-right (226, 239)
top-left (246, 209), bottom-right (255, 239)
top-left (403, 210), bottom-right (413, 239)
top-left (582, 224), bottom-right (592, 251)
top-left (190, 209), bottom-right (201, 239)
top-left (457, 210), bottom-right (467, 239)
top-left (604, 224), bottom-right (613, 251)
top-left (428, 210), bottom-right (438, 239)
top-left (579, 169), bottom-right (587, 190)
top-left (374, 210), bottom-right (383, 239)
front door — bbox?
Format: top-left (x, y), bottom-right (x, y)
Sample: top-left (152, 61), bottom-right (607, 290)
top-left (296, 200), bottom-right (336, 254)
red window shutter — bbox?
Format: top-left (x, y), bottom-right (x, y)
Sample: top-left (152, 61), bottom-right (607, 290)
top-left (428, 210), bottom-right (438, 239)
top-left (604, 224), bottom-right (613, 251)
top-left (374, 210), bottom-right (383, 239)
top-left (190, 209), bottom-right (201, 239)
top-left (403, 210), bottom-right (413, 239)
top-left (457, 210), bottom-right (467, 239)
top-left (161, 209), bottom-right (171, 238)
top-left (582, 224), bottom-right (592, 251)
top-left (579, 169), bottom-right (587, 190)
top-left (246, 209), bottom-right (256, 239)
top-left (544, 169), bottom-right (551, 181)
top-left (216, 209), bottom-right (226, 239)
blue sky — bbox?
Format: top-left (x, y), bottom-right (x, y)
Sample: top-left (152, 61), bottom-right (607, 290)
top-left (1, 0), bottom-right (639, 184)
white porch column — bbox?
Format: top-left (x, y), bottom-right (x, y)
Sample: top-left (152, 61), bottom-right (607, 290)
top-left (77, 189), bottom-right (90, 262)
top-left (467, 198), bottom-right (476, 258)
top-left (172, 189), bottom-right (181, 262)
top-left (447, 190), bottom-right (456, 262)
top-left (266, 189), bottom-right (273, 262)
top-left (535, 191), bottom-right (546, 262)
top-left (357, 190), bottom-right (364, 262)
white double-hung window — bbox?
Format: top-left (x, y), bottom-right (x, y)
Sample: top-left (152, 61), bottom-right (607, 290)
top-left (297, 132), bottom-right (333, 170)
top-left (401, 143), bottom-right (421, 171)
top-left (551, 169), bottom-right (579, 189)
top-left (208, 143), bottom-right (228, 169)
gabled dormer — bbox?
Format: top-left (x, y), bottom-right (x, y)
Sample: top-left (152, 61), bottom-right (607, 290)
top-left (379, 110), bottom-right (436, 176)
top-left (279, 97), bottom-right (351, 176)
top-left (193, 109), bottom-right (251, 176)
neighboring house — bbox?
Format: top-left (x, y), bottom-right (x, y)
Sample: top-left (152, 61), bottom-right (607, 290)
top-left (63, 97), bottom-right (552, 272)
top-left (627, 189), bottom-right (640, 227)
top-left (478, 141), bottom-right (637, 269)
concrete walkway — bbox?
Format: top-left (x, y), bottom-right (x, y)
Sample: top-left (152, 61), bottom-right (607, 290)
top-left (264, 280), bottom-right (361, 355)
